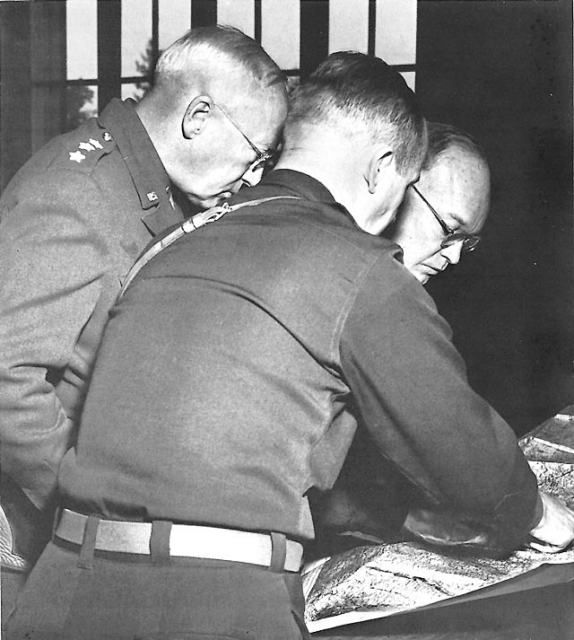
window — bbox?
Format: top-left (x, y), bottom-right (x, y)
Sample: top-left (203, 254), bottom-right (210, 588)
top-left (1, 0), bottom-right (417, 189)
top-left (65, 0), bottom-right (417, 124)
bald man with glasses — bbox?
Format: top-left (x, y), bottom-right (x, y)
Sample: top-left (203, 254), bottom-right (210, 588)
top-left (386, 122), bottom-right (489, 284)
top-left (309, 122), bottom-right (573, 558)
top-left (309, 124), bottom-right (491, 548)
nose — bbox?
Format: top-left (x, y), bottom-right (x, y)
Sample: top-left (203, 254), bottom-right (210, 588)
top-left (440, 242), bottom-right (463, 266)
top-left (241, 164), bottom-right (265, 187)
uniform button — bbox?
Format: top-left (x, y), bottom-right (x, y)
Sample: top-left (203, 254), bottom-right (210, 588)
top-left (147, 191), bottom-right (158, 202)
top-left (103, 132), bottom-right (113, 142)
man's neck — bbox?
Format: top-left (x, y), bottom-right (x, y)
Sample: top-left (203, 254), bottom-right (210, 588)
top-left (274, 154), bottom-right (363, 218)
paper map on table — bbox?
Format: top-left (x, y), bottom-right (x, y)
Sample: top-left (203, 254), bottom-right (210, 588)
top-left (303, 408), bottom-right (574, 633)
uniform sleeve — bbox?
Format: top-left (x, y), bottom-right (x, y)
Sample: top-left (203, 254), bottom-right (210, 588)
top-left (339, 254), bottom-right (539, 546)
top-left (0, 170), bottom-right (109, 509)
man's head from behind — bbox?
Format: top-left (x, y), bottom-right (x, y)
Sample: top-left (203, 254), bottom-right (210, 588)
top-left (386, 123), bottom-right (491, 284)
top-left (138, 26), bottom-right (288, 209)
top-left (279, 52), bottom-right (427, 234)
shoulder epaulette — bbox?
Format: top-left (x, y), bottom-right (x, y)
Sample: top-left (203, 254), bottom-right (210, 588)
top-left (51, 123), bottom-right (116, 172)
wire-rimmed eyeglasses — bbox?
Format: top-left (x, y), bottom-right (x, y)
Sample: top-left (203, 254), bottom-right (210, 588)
top-left (410, 185), bottom-right (481, 253)
top-left (213, 102), bottom-right (275, 173)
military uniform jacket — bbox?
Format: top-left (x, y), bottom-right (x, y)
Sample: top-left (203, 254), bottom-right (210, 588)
top-left (59, 170), bottom-right (539, 547)
top-left (0, 99), bottom-right (185, 510)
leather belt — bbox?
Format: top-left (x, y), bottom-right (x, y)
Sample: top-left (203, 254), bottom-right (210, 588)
top-left (55, 509), bottom-right (303, 572)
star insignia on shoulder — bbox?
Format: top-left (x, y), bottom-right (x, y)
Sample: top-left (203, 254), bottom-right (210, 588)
top-left (69, 150), bottom-right (86, 163)
top-left (78, 142), bottom-right (96, 152)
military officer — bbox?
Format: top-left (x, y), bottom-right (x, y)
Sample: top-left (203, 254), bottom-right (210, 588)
top-left (10, 51), bottom-right (574, 640)
top-left (387, 122), bottom-right (489, 284)
top-left (0, 24), bottom-right (288, 615)
top-left (309, 123), bottom-right (493, 553)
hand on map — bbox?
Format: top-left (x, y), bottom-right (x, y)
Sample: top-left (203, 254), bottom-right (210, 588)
top-left (403, 493), bottom-right (574, 555)
top-left (527, 491), bottom-right (574, 553)
top-left (402, 507), bottom-right (498, 550)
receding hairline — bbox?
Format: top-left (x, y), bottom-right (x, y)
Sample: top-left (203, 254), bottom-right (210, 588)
top-left (418, 143), bottom-right (491, 225)
top-left (421, 142), bottom-right (491, 199)
top-left (423, 122), bottom-right (489, 172)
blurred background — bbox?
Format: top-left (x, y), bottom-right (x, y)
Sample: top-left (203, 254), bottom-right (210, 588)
top-left (1, 0), bottom-right (572, 435)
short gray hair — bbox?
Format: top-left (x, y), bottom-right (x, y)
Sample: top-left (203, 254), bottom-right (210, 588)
top-left (155, 25), bottom-right (286, 91)
top-left (286, 52), bottom-right (427, 174)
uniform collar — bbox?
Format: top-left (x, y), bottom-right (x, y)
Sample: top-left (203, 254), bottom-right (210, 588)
top-left (249, 169), bottom-right (356, 227)
top-left (259, 169), bottom-right (339, 204)
top-left (98, 99), bottom-right (184, 234)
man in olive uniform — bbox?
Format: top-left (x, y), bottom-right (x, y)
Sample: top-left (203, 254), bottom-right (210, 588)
top-left (0, 24), bottom-right (288, 613)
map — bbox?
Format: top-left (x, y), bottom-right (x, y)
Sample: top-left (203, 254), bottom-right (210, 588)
top-left (303, 409), bottom-right (574, 632)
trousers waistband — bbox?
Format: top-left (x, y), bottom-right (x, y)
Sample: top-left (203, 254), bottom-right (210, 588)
top-left (54, 509), bottom-right (303, 572)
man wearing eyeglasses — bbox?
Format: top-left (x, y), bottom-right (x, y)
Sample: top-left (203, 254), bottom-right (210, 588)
top-left (7, 51), bottom-right (574, 640)
top-left (0, 24), bottom-right (288, 619)
top-left (309, 124), bottom-right (493, 553)
top-left (310, 123), bottom-right (572, 558)
top-left (387, 122), bottom-right (489, 284)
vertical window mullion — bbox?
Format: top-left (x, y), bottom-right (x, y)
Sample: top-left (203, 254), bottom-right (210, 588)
top-left (98, 0), bottom-right (122, 110)
top-left (191, 0), bottom-right (217, 28)
top-left (31, 1), bottom-right (67, 149)
top-left (152, 0), bottom-right (159, 66)
top-left (368, 0), bottom-right (376, 56)
top-left (300, 0), bottom-right (329, 80)
top-left (254, 0), bottom-right (261, 43)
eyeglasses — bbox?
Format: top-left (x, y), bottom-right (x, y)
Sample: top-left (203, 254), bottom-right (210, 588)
top-left (213, 102), bottom-right (275, 173)
top-left (410, 185), bottom-right (481, 253)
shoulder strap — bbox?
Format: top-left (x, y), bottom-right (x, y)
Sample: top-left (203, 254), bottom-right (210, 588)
top-left (119, 196), bottom-right (301, 299)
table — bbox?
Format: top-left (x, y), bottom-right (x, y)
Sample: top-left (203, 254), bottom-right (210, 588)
top-left (313, 565), bottom-right (573, 639)
top-left (311, 405), bottom-right (574, 639)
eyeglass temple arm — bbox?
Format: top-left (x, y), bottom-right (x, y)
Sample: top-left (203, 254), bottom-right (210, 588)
top-left (410, 185), bottom-right (454, 236)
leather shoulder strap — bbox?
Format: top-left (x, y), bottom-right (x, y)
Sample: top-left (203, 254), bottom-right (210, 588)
top-left (119, 196), bottom-right (301, 299)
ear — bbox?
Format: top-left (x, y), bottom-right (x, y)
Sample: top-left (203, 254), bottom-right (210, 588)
top-left (365, 146), bottom-right (394, 194)
top-left (182, 95), bottom-right (213, 140)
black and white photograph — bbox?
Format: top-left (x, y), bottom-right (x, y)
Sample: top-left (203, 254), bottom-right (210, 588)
top-left (1, 1), bottom-right (573, 638)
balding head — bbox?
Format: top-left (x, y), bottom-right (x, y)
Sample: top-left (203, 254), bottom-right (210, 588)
top-left (137, 26), bottom-right (288, 209)
top-left (386, 123), bottom-right (491, 284)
